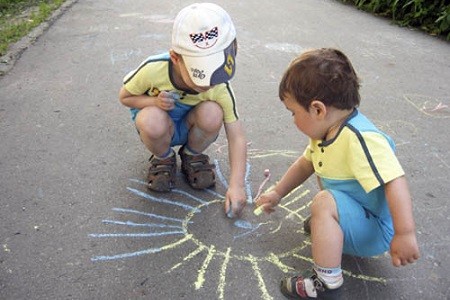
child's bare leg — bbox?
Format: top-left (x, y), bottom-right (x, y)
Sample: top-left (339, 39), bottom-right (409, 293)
top-left (185, 101), bottom-right (223, 153)
top-left (178, 101), bottom-right (223, 189)
top-left (135, 107), bottom-right (174, 157)
top-left (311, 190), bottom-right (343, 268)
top-left (280, 190), bottom-right (343, 298)
top-left (136, 107), bottom-right (176, 192)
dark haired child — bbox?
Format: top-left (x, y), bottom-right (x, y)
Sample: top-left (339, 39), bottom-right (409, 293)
top-left (256, 48), bottom-right (420, 299)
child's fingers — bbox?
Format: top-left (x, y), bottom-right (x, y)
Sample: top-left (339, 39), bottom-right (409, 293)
top-left (391, 256), bottom-right (401, 267)
top-left (266, 206), bottom-right (276, 214)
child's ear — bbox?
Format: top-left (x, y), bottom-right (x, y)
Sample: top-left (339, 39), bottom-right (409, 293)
top-left (169, 50), bottom-right (181, 64)
top-left (310, 100), bottom-right (327, 119)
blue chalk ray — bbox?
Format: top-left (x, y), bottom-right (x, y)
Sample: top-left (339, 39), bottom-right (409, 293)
top-left (214, 159), bottom-right (229, 189)
top-left (127, 187), bottom-right (199, 212)
top-left (172, 189), bottom-right (209, 204)
top-left (101, 219), bottom-right (183, 229)
top-left (245, 161), bottom-right (253, 203)
top-left (112, 207), bottom-right (190, 223)
top-left (204, 188), bottom-right (225, 199)
top-left (91, 246), bottom-right (164, 261)
top-left (89, 231), bottom-right (184, 238)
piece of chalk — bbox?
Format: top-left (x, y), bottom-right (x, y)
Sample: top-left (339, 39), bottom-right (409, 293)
top-left (167, 91), bottom-right (180, 101)
top-left (253, 206), bottom-right (264, 216)
top-left (226, 206), bottom-right (234, 219)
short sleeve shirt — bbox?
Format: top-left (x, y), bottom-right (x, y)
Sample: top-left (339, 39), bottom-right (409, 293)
top-left (303, 109), bottom-right (404, 216)
top-left (123, 53), bottom-right (239, 123)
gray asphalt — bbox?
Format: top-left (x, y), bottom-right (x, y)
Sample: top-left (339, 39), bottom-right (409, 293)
top-left (1, 0), bottom-right (449, 299)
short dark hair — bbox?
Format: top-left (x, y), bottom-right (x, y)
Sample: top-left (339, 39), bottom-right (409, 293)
top-left (279, 48), bottom-right (360, 110)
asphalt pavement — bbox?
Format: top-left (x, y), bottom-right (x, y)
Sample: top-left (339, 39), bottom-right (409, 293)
top-left (1, 0), bottom-right (449, 299)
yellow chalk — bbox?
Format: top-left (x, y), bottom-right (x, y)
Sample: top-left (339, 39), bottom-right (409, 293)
top-left (253, 206), bottom-right (264, 216)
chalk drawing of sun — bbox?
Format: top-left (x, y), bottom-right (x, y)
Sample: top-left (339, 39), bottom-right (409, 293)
top-left (89, 148), bottom-right (386, 300)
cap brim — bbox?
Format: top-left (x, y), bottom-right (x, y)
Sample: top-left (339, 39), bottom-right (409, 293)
top-left (182, 41), bottom-right (236, 87)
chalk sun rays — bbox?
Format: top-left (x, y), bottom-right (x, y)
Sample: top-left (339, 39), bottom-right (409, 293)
top-left (89, 153), bottom-right (386, 299)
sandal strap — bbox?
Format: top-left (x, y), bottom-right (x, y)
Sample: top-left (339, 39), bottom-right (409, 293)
top-left (183, 154), bottom-right (215, 171)
top-left (148, 155), bottom-right (176, 174)
top-left (179, 147), bottom-right (215, 172)
top-left (178, 145), bottom-right (216, 189)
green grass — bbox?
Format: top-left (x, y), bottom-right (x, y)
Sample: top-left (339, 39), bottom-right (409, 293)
top-left (0, 0), bottom-right (65, 56)
top-left (340, 0), bottom-right (450, 40)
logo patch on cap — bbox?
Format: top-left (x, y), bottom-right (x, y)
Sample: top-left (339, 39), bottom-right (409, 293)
top-left (224, 53), bottom-right (234, 76)
top-left (189, 27), bottom-right (219, 49)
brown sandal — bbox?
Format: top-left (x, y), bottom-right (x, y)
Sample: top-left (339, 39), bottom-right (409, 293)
top-left (179, 146), bottom-right (215, 189)
top-left (147, 153), bottom-right (177, 192)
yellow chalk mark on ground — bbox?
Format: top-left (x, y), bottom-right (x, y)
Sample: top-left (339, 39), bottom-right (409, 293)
top-left (343, 270), bottom-right (386, 283)
top-left (195, 245), bottom-right (216, 290)
top-left (284, 185), bottom-right (304, 199)
top-left (280, 205), bottom-right (306, 221)
top-left (169, 245), bottom-right (205, 272)
top-left (293, 253), bottom-right (314, 264)
top-left (285, 201), bottom-right (311, 219)
top-left (284, 190), bottom-right (310, 207)
top-left (217, 247), bottom-right (232, 300)
top-left (248, 149), bottom-right (299, 160)
top-left (278, 244), bottom-right (310, 260)
top-left (267, 253), bottom-right (294, 273)
top-left (161, 234), bottom-right (192, 251)
top-left (249, 149), bottom-right (299, 159)
top-left (269, 221), bottom-right (283, 234)
top-left (248, 254), bottom-right (273, 300)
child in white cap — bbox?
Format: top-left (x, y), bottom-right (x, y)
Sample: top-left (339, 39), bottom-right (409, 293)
top-left (119, 3), bottom-right (247, 218)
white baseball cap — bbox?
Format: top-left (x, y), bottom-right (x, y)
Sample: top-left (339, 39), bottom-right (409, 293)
top-left (172, 3), bottom-right (237, 87)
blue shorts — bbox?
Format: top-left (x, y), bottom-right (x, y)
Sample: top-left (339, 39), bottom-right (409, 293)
top-left (330, 189), bottom-right (394, 257)
top-left (131, 101), bottom-right (193, 147)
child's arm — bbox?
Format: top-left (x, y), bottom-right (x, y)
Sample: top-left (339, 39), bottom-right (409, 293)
top-left (255, 156), bottom-right (314, 214)
top-left (223, 120), bottom-right (248, 217)
top-left (119, 87), bottom-right (176, 111)
top-left (385, 176), bottom-right (420, 267)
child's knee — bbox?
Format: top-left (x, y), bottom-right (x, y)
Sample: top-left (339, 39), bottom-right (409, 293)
top-left (135, 107), bottom-right (170, 138)
top-left (311, 190), bottom-right (337, 217)
top-left (193, 101), bottom-right (223, 130)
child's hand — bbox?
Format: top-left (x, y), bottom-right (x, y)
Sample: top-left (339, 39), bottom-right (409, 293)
top-left (224, 186), bottom-right (247, 218)
top-left (389, 232), bottom-right (420, 267)
top-left (254, 190), bottom-right (282, 214)
top-left (156, 91), bottom-right (179, 111)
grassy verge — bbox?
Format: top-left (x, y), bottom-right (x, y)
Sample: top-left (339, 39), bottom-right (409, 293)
top-left (340, 0), bottom-right (450, 40)
top-left (0, 0), bottom-right (65, 56)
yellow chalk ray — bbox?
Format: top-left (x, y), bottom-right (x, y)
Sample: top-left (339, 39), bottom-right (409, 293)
top-left (292, 253), bottom-right (314, 264)
top-left (342, 270), bottom-right (386, 283)
top-left (266, 253), bottom-right (295, 273)
top-left (247, 255), bottom-right (273, 300)
top-left (217, 247), bottom-right (232, 300)
top-left (195, 245), bottom-right (216, 290)
top-left (284, 185), bottom-right (303, 199)
top-left (168, 245), bottom-right (206, 272)
top-left (278, 205), bottom-right (307, 222)
top-left (284, 190), bottom-right (311, 207)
